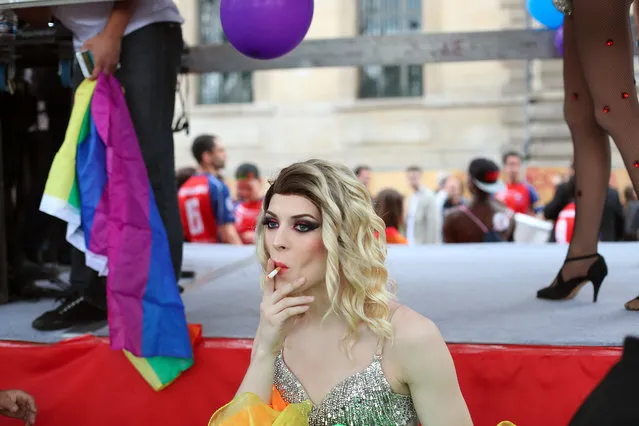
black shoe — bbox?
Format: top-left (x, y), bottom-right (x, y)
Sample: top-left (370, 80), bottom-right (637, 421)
top-left (32, 296), bottom-right (107, 331)
top-left (537, 253), bottom-right (608, 303)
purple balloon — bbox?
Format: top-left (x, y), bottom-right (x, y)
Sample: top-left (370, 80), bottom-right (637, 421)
top-left (555, 26), bottom-right (564, 56)
top-left (221, 0), bottom-right (314, 60)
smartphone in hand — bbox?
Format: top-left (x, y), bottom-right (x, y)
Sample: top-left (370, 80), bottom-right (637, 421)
top-left (76, 50), bottom-right (95, 79)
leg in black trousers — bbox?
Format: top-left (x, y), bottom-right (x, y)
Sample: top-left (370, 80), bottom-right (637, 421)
top-left (32, 22), bottom-right (184, 331)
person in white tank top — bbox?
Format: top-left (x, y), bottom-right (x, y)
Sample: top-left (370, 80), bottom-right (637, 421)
top-left (22, 1), bottom-right (186, 331)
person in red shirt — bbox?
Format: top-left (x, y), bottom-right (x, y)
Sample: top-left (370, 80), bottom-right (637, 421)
top-left (234, 163), bottom-right (264, 244)
top-left (554, 202), bottom-right (576, 244)
top-left (374, 188), bottom-right (408, 244)
top-left (178, 135), bottom-right (242, 244)
top-left (495, 151), bottom-right (542, 215)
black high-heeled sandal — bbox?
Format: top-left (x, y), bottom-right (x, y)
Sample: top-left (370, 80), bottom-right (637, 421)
top-left (537, 253), bottom-right (607, 303)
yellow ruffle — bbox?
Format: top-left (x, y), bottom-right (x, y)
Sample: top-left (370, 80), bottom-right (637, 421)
top-left (209, 392), bottom-right (312, 426)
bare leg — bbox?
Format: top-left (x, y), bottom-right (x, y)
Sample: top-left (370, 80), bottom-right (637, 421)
top-left (536, 12), bottom-right (611, 300)
top-left (572, 0), bottom-right (639, 309)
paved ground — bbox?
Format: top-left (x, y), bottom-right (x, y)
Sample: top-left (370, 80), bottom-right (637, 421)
top-left (2, 242), bottom-right (638, 346)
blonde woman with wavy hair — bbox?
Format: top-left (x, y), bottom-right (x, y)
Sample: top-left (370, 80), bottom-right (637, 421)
top-left (210, 159), bottom-right (472, 426)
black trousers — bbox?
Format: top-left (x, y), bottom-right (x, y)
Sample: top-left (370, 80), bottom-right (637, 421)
top-left (569, 336), bottom-right (639, 426)
top-left (69, 21), bottom-right (184, 309)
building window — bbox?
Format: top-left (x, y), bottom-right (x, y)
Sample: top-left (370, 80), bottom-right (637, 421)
top-left (358, 0), bottom-right (423, 99)
top-left (198, 0), bottom-right (253, 104)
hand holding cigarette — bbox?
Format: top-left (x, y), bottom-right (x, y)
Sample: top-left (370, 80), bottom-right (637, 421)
top-left (255, 259), bottom-right (313, 355)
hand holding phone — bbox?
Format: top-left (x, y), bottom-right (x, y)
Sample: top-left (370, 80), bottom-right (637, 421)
top-left (76, 50), bottom-right (95, 79)
top-left (78, 32), bottom-right (122, 80)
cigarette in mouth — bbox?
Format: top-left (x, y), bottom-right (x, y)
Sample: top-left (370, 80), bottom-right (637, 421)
top-left (267, 267), bottom-right (281, 279)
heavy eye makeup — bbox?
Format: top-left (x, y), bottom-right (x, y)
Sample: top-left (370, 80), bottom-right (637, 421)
top-left (262, 214), bottom-right (320, 233)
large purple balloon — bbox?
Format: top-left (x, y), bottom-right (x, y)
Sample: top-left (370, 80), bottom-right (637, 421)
top-left (555, 26), bottom-right (564, 56)
top-left (221, 0), bottom-right (314, 60)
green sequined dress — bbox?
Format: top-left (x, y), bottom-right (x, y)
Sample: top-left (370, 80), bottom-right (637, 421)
top-left (274, 350), bottom-right (419, 426)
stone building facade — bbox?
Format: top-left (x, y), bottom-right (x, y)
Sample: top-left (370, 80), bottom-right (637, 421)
top-left (172, 0), bottom-right (628, 196)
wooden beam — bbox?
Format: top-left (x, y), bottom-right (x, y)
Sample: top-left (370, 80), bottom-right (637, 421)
top-left (182, 28), bottom-right (563, 74)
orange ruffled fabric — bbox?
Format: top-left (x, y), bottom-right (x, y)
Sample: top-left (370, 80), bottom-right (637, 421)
top-left (209, 386), bottom-right (311, 426)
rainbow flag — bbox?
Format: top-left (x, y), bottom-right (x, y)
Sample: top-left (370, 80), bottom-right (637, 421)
top-left (40, 75), bottom-right (195, 390)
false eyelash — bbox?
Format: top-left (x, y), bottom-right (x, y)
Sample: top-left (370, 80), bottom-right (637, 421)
top-left (295, 221), bottom-right (320, 231)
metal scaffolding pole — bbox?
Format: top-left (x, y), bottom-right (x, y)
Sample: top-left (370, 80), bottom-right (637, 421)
top-left (0, 119), bottom-right (7, 304)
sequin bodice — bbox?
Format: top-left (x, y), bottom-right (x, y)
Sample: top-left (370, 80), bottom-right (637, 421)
top-left (274, 351), bottom-right (419, 426)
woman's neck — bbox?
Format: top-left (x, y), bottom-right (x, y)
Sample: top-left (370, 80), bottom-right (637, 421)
top-left (300, 282), bottom-right (336, 324)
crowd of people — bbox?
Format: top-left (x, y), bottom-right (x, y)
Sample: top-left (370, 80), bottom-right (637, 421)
top-left (355, 151), bottom-right (638, 246)
top-left (173, 139), bottom-right (637, 252)
top-left (173, 138), bottom-right (523, 247)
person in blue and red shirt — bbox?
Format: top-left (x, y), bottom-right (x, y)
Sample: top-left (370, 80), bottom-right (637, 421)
top-left (234, 163), bottom-right (264, 244)
top-left (495, 151), bottom-right (542, 216)
top-left (178, 135), bottom-right (242, 244)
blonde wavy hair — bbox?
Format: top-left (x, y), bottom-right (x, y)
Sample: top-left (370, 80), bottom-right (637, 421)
top-left (256, 159), bottom-right (396, 346)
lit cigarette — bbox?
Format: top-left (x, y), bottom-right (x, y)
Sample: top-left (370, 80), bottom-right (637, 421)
top-left (267, 267), bottom-right (281, 279)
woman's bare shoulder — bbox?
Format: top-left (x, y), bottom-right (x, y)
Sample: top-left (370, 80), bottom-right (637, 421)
top-left (385, 304), bottom-right (454, 389)
top-left (389, 304), bottom-right (444, 348)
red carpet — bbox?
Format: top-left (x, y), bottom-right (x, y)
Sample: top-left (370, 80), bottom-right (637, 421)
top-left (0, 337), bottom-right (621, 426)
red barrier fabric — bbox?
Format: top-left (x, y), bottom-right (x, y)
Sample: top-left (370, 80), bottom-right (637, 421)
top-left (0, 337), bottom-right (621, 426)
top-left (450, 344), bottom-right (621, 426)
